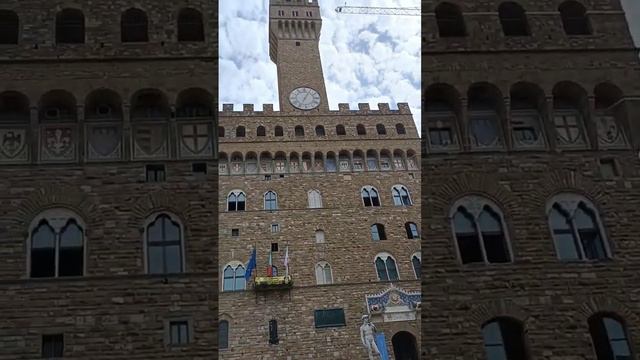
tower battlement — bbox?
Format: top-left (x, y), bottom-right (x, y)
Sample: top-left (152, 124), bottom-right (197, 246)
top-left (218, 103), bottom-right (412, 116)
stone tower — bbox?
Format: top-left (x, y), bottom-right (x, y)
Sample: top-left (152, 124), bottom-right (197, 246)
top-left (218, 0), bottom-right (421, 358)
top-left (422, 0), bottom-right (640, 358)
top-left (269, 0), bottom-right (329, 112)
top-left (0, 1), bottom-right (217, 358)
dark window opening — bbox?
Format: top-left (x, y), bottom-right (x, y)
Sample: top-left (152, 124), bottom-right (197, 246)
top-left (218, 126), bottom-right (225, 138)
top-left (146, 164), bottom-right (166, 182)
top-left (357, 124), bottom-right (366, 135)
top-left (271, 242), bottom-right (279, 252)
top-left (274, 126), bottom-right (284, 136)
top-left (429, 127), bottom-right (453, 146)
top-left (405, 222), bottom-right (420, 239)
top-left (589, 314), bottom-right (632, 360)
top-left (269, 319), bottom-right (279, 344)
top-left (192, 162), bottom-right (207, 175)
top-left (396, 123), bottom-right (406, 134)
top-left (315, 125), bottom-right (325, 136)
top-left (231, 228), bottom-right (239, 237)
top-left (376, 124), bottom-right (386, 135)
top-left (56, 9), bottom-right (85, 44)
top-left (0, 10), bottom-right (19, 44)
top-left (482, 318), bottom-right (528, 360)
top-left (42, 334), bottom-right (64, 358)
top-left (295, 126), bottom-right (304, 136)
top-left (314, 309), bottom-right (346, 328)
top-left (257, 126), bottom-right (266, 136)
top-left (499, 2), bottom-right (530, 36)
top-left (178, 8), bottom-right (205, 42)
top-left (169, 321), bottom-right (190, 345)
top-left (236, 126), bottom-right (245, 137)
top-left (371, 224), bottom-right (387, 241)
top-left (219, 320), bottom-right (229, 349)
top-left (435, 3), bottom-right (466, 37)
top-left (599, 158), bottom-right (619, 179)
top-left (336, 125), bottom-right (346, 135)
top-left (121, 9), bottom-right (148, 42)
top-left (560, 1), bottom-right (592, 35)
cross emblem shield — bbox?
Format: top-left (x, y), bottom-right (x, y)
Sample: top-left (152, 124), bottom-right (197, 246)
top-left (181, 124), bottom-right (209, 155)
top-left (135, 125), bottom-right (166, 156)
top-left (0, 128), bottom-right (26, 159)
top-left (88, 125), bottom-right (121, 157)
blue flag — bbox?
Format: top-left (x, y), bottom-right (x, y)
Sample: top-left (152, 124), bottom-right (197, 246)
top-left (245, 248), bottom-right (256, 281)
top-left (375, 333), bottom-right (389, 360)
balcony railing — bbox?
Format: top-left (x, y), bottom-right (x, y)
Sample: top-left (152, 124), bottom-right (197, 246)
top-left (254, 275), bottom-right (293, 291)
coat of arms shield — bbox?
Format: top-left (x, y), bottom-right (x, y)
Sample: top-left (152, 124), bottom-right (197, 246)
top-left (180, 124), bottom-right (210, 155)
top-left (135, 124), bottom-right (167, 157)
top-left (0, 128), bottom-right (26, 160)
top-left (596, 115), bottom-right (624, 146)
top-left (88, 125), bottom-right (121, 158)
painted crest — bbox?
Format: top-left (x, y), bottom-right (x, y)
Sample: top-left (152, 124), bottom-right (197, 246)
top-left (365, 284), bottom-right (421, 323)
top-left (88, 125), bottom-right (121, 159)
top-left (0, 128), bottom-right (27, 160)
top-left (180, 124), bottom-right (210, 155)
top-left (470, 117), bottom-right (498, 147)
top-left (596, 115), bottom-right (625, 146)
top-left (41, 127), bottom-right (74, 160)
top-left (134, 124), bottom-right (166, 157)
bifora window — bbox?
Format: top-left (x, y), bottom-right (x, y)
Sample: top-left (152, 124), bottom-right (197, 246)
top-left (223, 263), bottom-right (246, 291)
top-left (29, 209), bottom-right (85, 278)
top-left (314, 308), bottom-right (346, 328)
top-left (227, 190), bottom-right (246, 211)
top-left (392, 185), bottom-right (412, 206)
top-left (374, 253), bottom-right (399, 281)
top-left (145, 214), bottom-right (183, 274)
top-left (361, 186), bottom-right (381, 207)
top-left (264, 191), bottom-right (278, 211)
top-left (315, 262), bottom-right (333, 284)
top-left (482, 318), bottom-right (529, 359)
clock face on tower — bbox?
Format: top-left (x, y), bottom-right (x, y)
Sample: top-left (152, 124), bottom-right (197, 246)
top-left (289, 87), bottom-right (321, 110)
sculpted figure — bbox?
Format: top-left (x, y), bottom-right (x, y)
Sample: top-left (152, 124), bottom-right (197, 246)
top-left (360, 315), bottom-right (381, 360)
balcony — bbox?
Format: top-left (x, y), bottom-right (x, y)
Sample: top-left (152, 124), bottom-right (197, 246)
top-left (254, 275), bottom-right (293, 291)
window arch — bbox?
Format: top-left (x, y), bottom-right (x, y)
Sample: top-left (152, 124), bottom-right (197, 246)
top-left (315, 261), bottom-right (333, 285)
top-left (178, 8), bottom-right (205, 42)
top-left (374, 253), bottom-right (399, 281)
top-left (588, 313), bottom-right (632, 359)
top-left (274, 126), bottom-right (284, 136)
top-left (425, 83), bottom-right (461, 151)
top-left (0, 10), bottom-right (19, 44)
top-left (29, 209), bottom-right (85, 278)
top-left (376, 124), bottom-right (386, 135)
top-left (222, 262), bottom-right (246, 291)
top-left (264, 191), bottom-right (278, 211)
top-left (121, 8), bottom-right (148, 42)
top-left (256, 125), bottom-right (266, 137)
top-left (370, 223), bottom-right (387, 241)
top-left (395, 123), bottom-right (406, 135)
top-left (361, 186), bottom-right (381, 207)
top-left (435, 2), bottom-right (466, 37)
top-left (56, 9), bottom-right (85, 44)
top-left (451, 196), bottom-right (512, 264)
top-left (219, 319), bottom-right (229, 350)
top-left (482, 317), bottom-right (529, 359)
top-left (315, 125), bottom-right (325, 136)
top-left (547, 194), bottom-right (610, 261)
top-left (227, 190), bottom-right (246, 211)
top-left (559, 1), bottom-right (591, 35)
top-left (308, 189), bottom-right (323, 208)
top-left (295, 125), bottom-right (305, 137)
top-left (411, 253), bottom-right (421, 279)
top-left (315, 230), bottom-right (325, 243)
top-left (392, 185), bottom-right (412, 206)
top-left (336, 124), bottom-right (346, 135)
top-left (405, 222), bottom-right (420, 239)
top-left (236, 126), bottom-right (245, 137)
top-left (144, 213), bottom-right (184, 274)
top-left (356, 124), bottom-right (366, 135)
top-left (499, 2), bottom-right (529, 36)
top-left (468, 82), bottom-right (504, 149)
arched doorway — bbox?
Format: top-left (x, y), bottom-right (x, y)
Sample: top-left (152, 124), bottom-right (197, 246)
top-left (391, 331), bottom-right (418, 360)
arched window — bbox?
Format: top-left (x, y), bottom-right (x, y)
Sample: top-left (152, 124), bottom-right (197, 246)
top-left (336, 125), bottom-right (346, 135)
top-left (308, 189), bottom-right (323, 208)
top-left (56, 9), bottom-right (85, 44)
top-left (274, 126), bottom-right (284, 136)
top-left (264, 191), bottom-right (278, 211)
top-left (547, 194), bottom-right (609, 260)
top-left (435, 2), bottom-right (466, 37)
top-left (392, 185), bottom-right (412, 206)
top-left (499, 2), bottom-right (529, 36)
top-left (315, 230), bottom-right (325, 243)
top-left (371, 223), bottom-right (387, 241)
top-left (559, 1), bottom-right (591, 35)
top-left (425, 83), bottom-right (461, 151)
top-left (236, 126), bottom-right (245, 137)
top-left (219, 320), bottom-right (229, 350)
top-left (145, 214), bottom-right (183, 274)
top-left (395, 123), bottom-right (406, 135)
top-left (257, 126), bottom-right (266, 137)
top-left (121, 8), bottom-right (148, 42)
top-left (177, 8), bottom-right (205, 42)
top-left (227, 190), bottom-right (246, 211)
top-left (0, 10), bottom-right (19, 44)
top-left (218, 126), bottom-right (225, 138)
top-left (315, 125), bottom-right (325, 136)
top-left (405, 222), bottom-right (420, 239)
top-left (374, 253), bottom-right (399, 281)
top-left (451, 197), bottom-right (511, 264)
top-left (295, 125), bottom-right (305, 136)
top-left (482, 318), bottom-right (528, 359)
top-left (29, 209), bottom-right (85, 278)
top-left (376, 124), bottom-right (386, 135)
top-left (357, 124), bottom-right (366, 135)
top-left (411, 254), bottom-right (421, 278)
top-left (315, 262), bottom-right (333, 285)
top-left (589, 313), bottom-right (632, 359)
top-left (222, 262), bottom-right (246, 291)
top-left (361, 186), bottom-right (381, 207)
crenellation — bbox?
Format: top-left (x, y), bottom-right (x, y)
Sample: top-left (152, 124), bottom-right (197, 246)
top-left (357, 103), bottom-right (370, 112)
top-left (242, 104), bottom-right (254, 113)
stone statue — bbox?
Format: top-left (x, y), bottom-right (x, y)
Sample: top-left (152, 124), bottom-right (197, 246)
top-left (360, 315), bottom-right (381, 360)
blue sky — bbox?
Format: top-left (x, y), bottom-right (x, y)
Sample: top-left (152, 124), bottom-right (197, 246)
top-left (219, 1), bottom-right (640, 135)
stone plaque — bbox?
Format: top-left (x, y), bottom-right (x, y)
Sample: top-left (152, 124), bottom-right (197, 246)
top-left (40, 126), bottom-right (75, 162)
top-left (87, 124), bottom-right (122, 160)
top-left (0, 127), bottom-right (28, 163)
